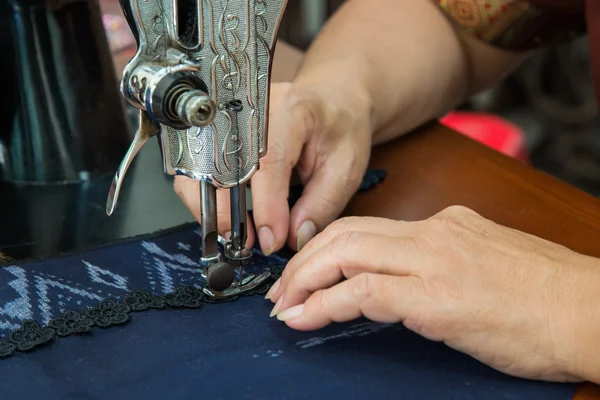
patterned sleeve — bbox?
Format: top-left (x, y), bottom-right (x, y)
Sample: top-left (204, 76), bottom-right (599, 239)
top-left (434, 0), bottom-right (587, 51)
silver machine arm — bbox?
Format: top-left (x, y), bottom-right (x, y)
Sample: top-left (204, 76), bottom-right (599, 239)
top-left (106, 0), bottom-right (287, 298)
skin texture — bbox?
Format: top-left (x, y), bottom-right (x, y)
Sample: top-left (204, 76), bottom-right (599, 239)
top-left (174, 0), bottom-right (600, 384)
top-left (265, 207), bottom-right (600, 384)
top-left (175, 0), bottom-right (526, 253)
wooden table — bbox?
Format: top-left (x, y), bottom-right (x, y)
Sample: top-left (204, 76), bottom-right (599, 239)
top-left (343, 122), bottom-right (600, 399)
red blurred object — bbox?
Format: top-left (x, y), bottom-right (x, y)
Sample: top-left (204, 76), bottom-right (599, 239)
top-left (440, 111), bottom-right (528, 162)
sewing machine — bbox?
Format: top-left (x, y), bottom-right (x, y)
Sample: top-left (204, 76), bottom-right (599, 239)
top-left (105, 0), bottom-right (287, 298)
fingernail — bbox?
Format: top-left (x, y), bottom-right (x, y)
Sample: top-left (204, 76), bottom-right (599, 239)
top-left (223, 231), bottom-right (231, 241)
top-left (270, 294), bottom-right (284, 317)
top-left (297, 220), bottom-right (317, 251)
top-left (265, 278), bottom-right (281, 300)
top-left (258, 226), bottom-right (276, 256)
top-left (277, 304), bottom-right (304, 321)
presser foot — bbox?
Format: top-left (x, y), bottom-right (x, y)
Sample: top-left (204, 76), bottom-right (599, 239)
top-left (202, 235), bottom-right (269, 299)
top-left (202, 270), bottom-right (272, 300)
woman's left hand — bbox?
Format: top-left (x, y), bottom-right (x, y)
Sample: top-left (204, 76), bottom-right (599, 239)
top-left (265, 206), bottom-right (599, 382)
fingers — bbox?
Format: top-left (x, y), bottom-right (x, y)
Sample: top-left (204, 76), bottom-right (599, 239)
top-left (250, 143), bottom-right (297, 255)
top-left (288, 140), bottom-right (369, 251)
top-left (276, 273), bottom-right (424, 331)
top-left (173, 176), bottom-right (255, 248)
top-left (266, 217), bottom-right (421, 302)
top-left (250, 84), bottom-right (310, 255)
top-left (283, 217), bottom-right (415, 276)
top-left (268, 231), bottom-right (428, 314)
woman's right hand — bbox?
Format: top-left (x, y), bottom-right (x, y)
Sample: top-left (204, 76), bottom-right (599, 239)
top-left (174, 81), bottom-right (374, 255)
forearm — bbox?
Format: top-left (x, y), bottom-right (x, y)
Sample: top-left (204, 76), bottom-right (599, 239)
top-left (292, 0), bottom-right (526, 144)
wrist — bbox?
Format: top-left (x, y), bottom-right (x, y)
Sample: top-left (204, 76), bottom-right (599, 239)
top-left (553, 257), bottom-right (600, 383)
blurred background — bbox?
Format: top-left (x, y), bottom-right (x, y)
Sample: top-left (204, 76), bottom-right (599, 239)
top-left (275, 0), bottom-right (600, 197)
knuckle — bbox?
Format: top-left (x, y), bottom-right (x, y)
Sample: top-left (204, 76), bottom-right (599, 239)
top-left (261, 139), bottom-right (290, 169)
top-left (428, 216), bottom-right (455, 233)
top-left (315, 289), bottom-right (328, 311)
top-left (440, 205), bottom-right (478, 218)
top-left (312, 289), bottom-right (337, 318)
top-left (278, 268), bottom-right (293, 290)
top-left (330, 230), bottom-right (358, 254)
top-left (274, 87), bottom-right (322, 145)
top-left (287, 88), bottom-right (321, 127)
top-left (429, 209), bottom-right (461, 230)
top-left (429, 205), bottom-right (482, 235)
top-left (322, 219), bottom-right (345, 237)
top-left (398, 235), bottom-right (428, 252)
top-left (403, 311), bottom-right (439, 338)
top-left (351, 273), bottom-right (380, 302)
top-left (326, 217), bottom-right (360, 234)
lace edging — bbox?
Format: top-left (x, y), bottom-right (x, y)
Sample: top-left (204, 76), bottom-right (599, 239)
top-left (0, 265), bottom-right (284, 359)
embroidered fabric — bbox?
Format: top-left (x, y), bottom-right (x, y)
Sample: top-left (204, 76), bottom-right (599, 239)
top-left (0, 225), bottom-right (578, 399)
top-left (0, 265), bottom-right (282, 359)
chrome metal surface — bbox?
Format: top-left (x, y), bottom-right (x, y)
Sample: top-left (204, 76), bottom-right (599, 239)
top-left (109, 0), bottom-right (287, 292)
top-left (229, 182), bottom-right (247, 252)
top-left (119, 0), bottom-right (288, 187)
top-left (176, 89), bottom-right (216, 126)
top-left (202, 270), bottom-right (271, 299)
top-left (107, 110), bottom-right (160, 215)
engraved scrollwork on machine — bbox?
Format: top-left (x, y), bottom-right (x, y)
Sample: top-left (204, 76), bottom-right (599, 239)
top-left (151, 1), bottom-right (167, 59)
top-left (161, 0), bottom-right (284, 185)
top-left (216, 0), bottom-right (248, 173)
top-left (218, 1), bottom-right (242, 92)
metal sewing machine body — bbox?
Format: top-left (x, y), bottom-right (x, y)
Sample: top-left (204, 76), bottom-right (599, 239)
top-left (106, 0), bottom-right (287, 298)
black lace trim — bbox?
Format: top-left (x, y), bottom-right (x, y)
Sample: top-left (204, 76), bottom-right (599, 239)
top-left (0, 265), bottom-right (284, 359)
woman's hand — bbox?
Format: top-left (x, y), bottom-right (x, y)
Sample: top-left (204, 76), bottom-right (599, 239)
top-left (266, 205), bottom-right (600, 382)
top-left (174, 81), bottom-right (373, 254)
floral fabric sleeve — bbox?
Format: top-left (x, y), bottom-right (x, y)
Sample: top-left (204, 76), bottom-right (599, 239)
top-left (434, 0), bottom-right (587, 51)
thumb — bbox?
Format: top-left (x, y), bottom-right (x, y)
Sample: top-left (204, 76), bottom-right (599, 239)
top-left (249, 83), bottom-right (310, 255)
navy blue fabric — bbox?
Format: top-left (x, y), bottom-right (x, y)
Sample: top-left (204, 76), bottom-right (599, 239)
top-left (359, 169), bottom-right (387, 191)
top-left (0, 226), bottom-right (284, 337)
top-left (0, 226), bottom-right (579, 399)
